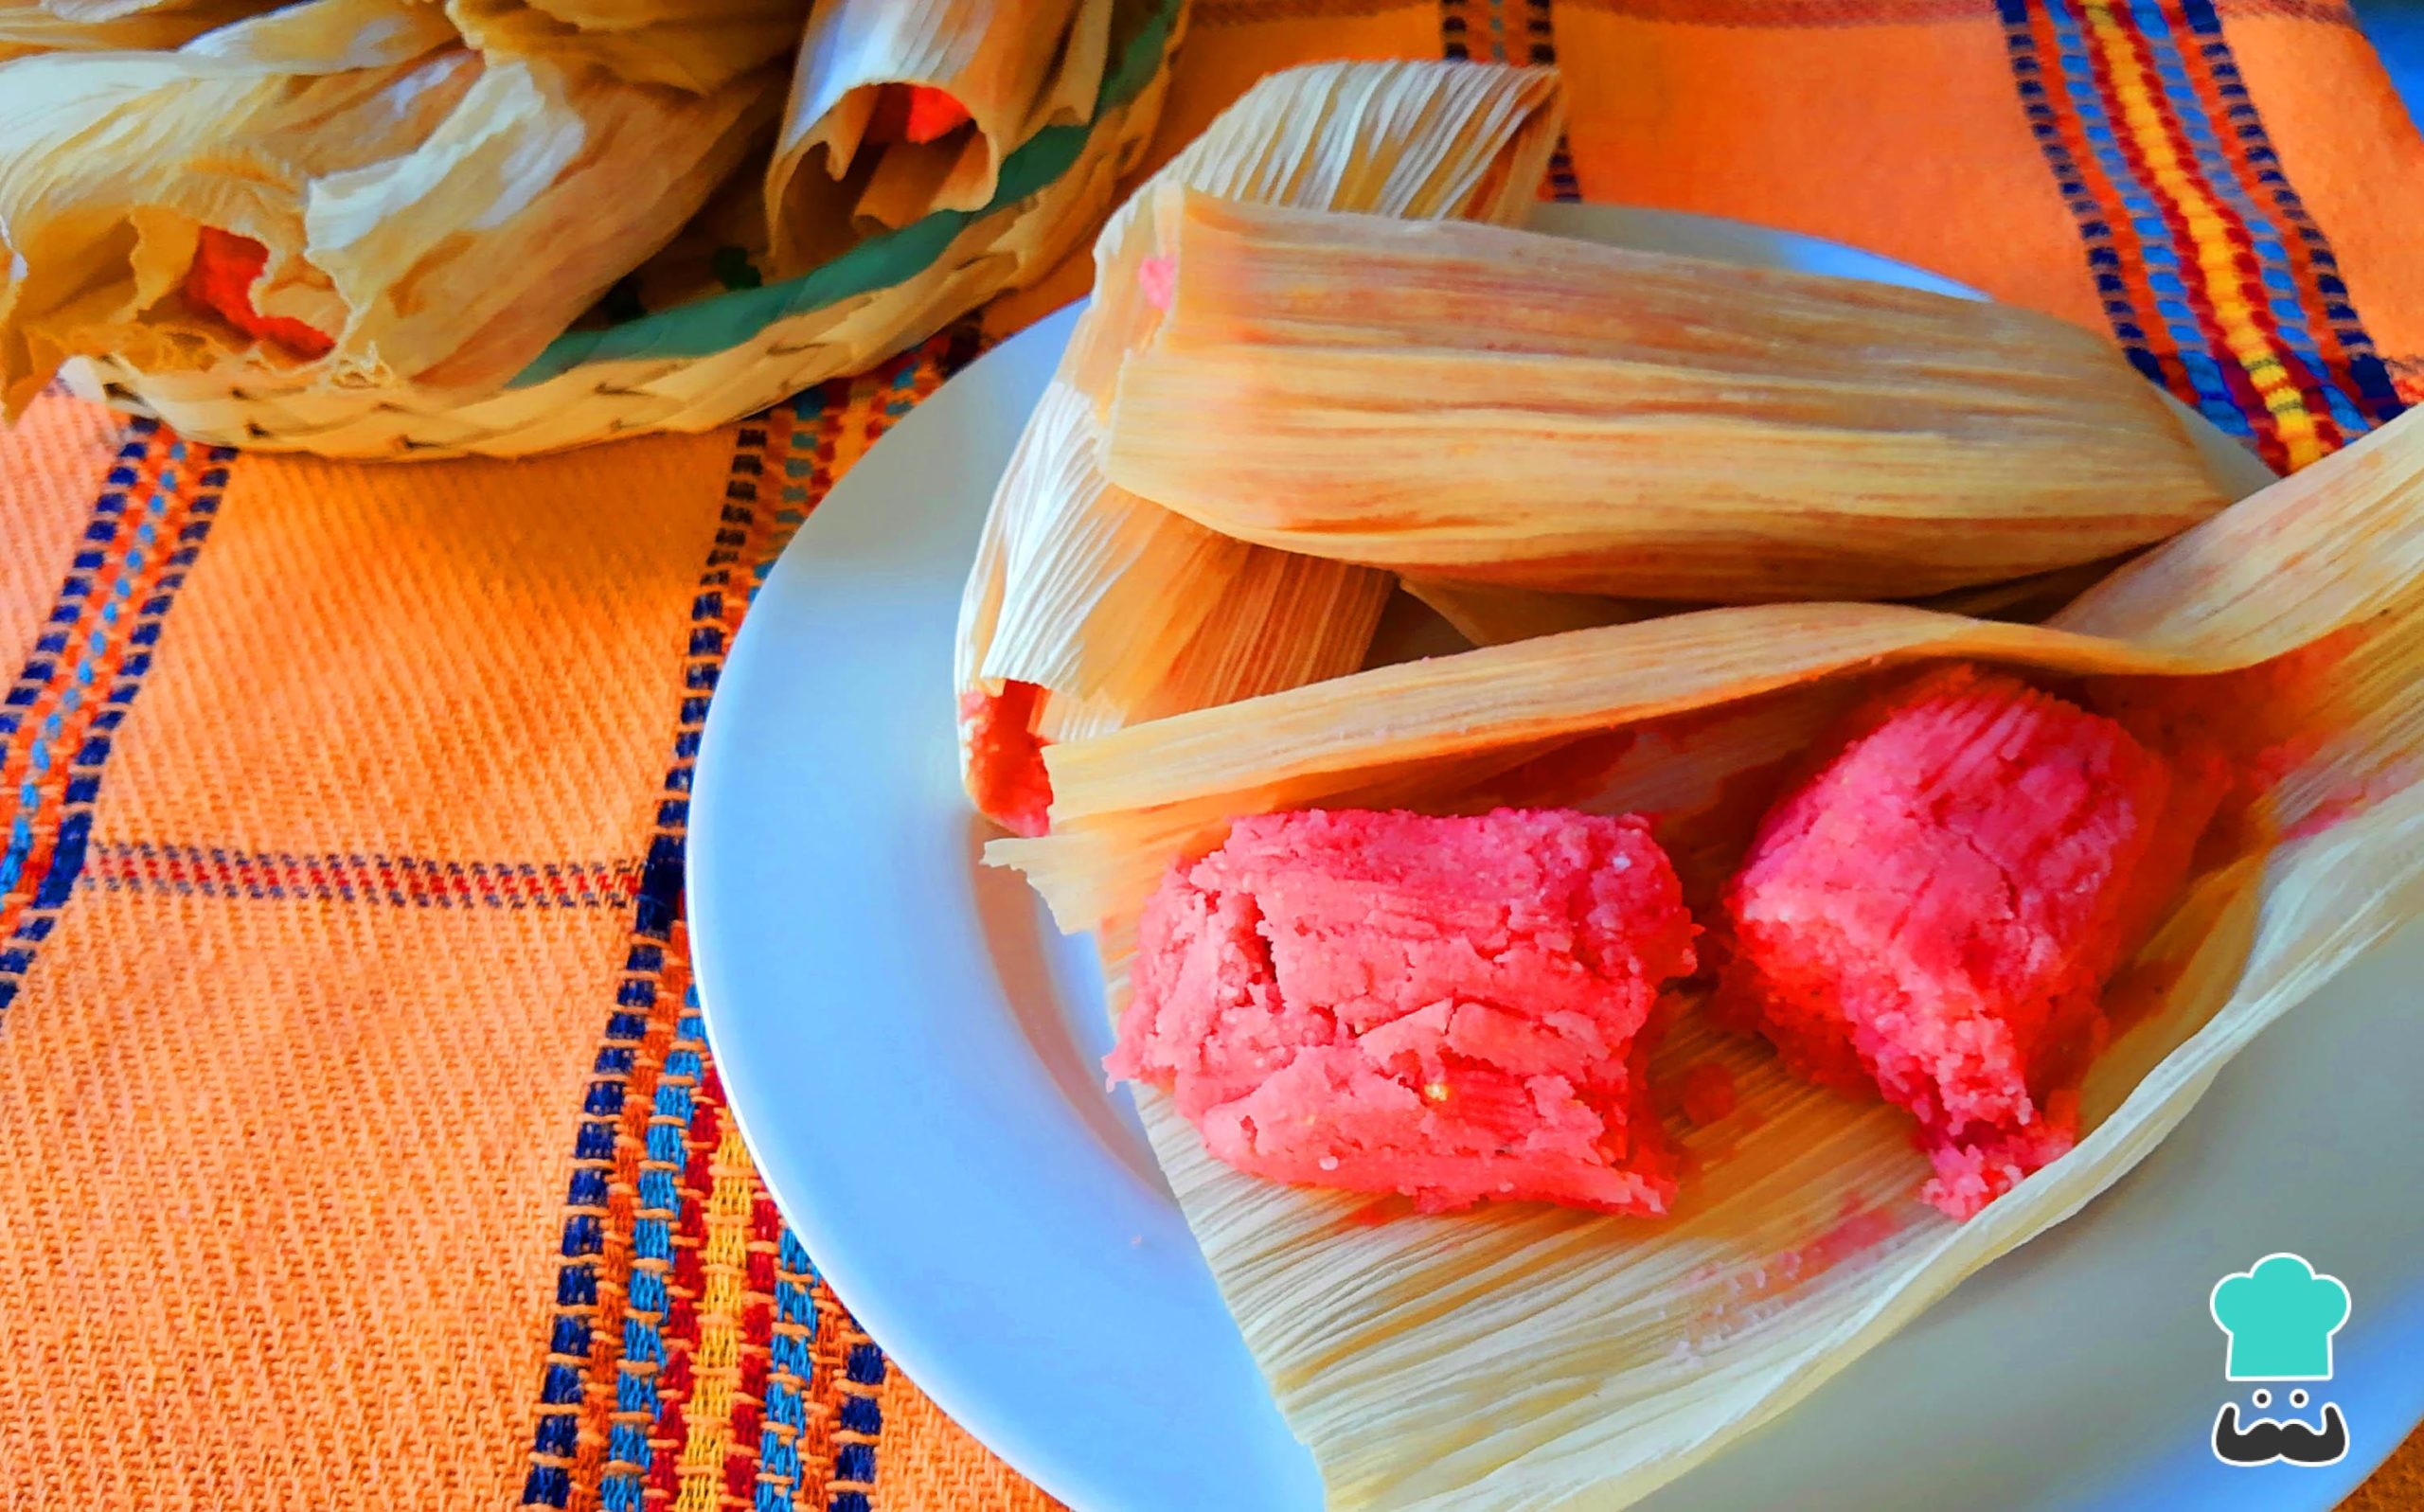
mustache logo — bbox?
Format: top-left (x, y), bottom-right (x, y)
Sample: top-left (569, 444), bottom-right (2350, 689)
top-left (2212, 1400), bottom-right (2349, 1468)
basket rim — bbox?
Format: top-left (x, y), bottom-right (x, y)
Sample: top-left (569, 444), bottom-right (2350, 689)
top-left (508, 0), bottom-right (1183, 388)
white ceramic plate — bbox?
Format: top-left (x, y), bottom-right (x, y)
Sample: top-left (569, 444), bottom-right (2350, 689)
top-left (691, 207), bottom-right (2424, 1512)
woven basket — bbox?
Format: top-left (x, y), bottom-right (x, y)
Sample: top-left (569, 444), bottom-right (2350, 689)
top-left (60, 1), bottom-right (1185, 461)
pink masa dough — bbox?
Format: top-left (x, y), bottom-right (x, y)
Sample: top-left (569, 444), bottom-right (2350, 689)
top-left (1108, 808), bottom-right (1698, 1215)
top-left (1717, 665), bottom-right (2190, 1219)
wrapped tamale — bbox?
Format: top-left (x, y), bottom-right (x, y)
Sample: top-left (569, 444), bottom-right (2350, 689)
top-left (1102, 196), bottom-right (2236, 602)
top-left (764, 0), bottom-right (1114, 273)
top-left (993, 406), bottom-right (2424, 1509)
top-left (0, 0), bottom-right (781, 414)
top-left (955, 59), bottom-right (1567, 834)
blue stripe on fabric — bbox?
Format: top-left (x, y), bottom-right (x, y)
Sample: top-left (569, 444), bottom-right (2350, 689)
top-left (1, 435), bottom-right (229, 1023)
top-left (528, 371), bottom-right (966, 1503)
top-left (2039, 0), bottom-right (2255, 437)
top-left (2179, 0), bottom-right (2406, 424)
top-left (2121, 0), bottom-right (2369, 436)
top-left (1999, 0), bottom-right (2174, 387)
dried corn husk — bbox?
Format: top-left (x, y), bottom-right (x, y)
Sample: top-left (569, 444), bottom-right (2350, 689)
top-left (310, 62), bottom-right (780, 390)
top-left (956, 60), bottom-right (1567, 831)
top-left (1908, 553), bottom-right (2138, 622)
top-left (1411, 555), bottom-right (2148, 648)
top-left (1400, 578), bottom-right (1650, 647)
top-left (446, 0), bottom-right (809, 94)
top-left (1102, 196), bottom-right (2234, 602)
top-left (0, 0), bottom-right (782, 415)
top-left (764, 0), bottom-right (1110, 273)
top-left (993, 406), bottom-right (2424, 1509)
top-left (1405, 554), bottom-right (2140, 654)
top-left (0, 0), bottom-right (269, 62)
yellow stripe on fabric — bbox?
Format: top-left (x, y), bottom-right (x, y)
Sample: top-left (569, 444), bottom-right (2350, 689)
top-left (673, 1112), bottom-right (760, 1512)
top-left (2081, 0), bottom-right (2326, 469)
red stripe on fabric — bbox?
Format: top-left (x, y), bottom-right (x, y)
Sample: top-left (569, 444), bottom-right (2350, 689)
top-left (2020, 2), bottom-right (2204, 409)
top-left (539, 337), bottom-right (975, 1508)
top-left (646, 1076), bottom-right (722, 1492)
top-left (571, 1016), bottom-right (667, 1510)
top-left (2095, 2), bottom-right (2339, 454)
top-left (728, 1311), bottom-right (771, 1499)
top-left (533, 401), bottom-right (794, 1509)
top-left (2068, 2), bottom-right (2286, 466)
top-left (2168, 1), bottom-right (2369, 433)
top-left (0, 427), bottom-right (171, 944)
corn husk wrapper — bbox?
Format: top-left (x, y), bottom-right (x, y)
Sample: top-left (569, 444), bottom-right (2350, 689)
top-left (1401, 578), bottom-right (1651, 647)
top-left (309, 59), bottom-right (781, 390)
top-left (445, 0), bottom-right (808, 94)
top-left (1408, 554), bottom-right (2145, 653)
top-left (1908, 553), bottom-right (2143, 623)
top-left (955, 60), bottom-right (1567, 827)
top-left (1408, 555), bottom-right (2149, 654)
top-left (601, 138), bottom-right (777, 321)
top-left (992, 407), bottom-right (2424, 1509)
top-left (0, 0), bottom-right (783, 414)
top-left (0, 0), bottom-right (269, 62)
top-left (1103, 197), bottom-right (2235, 602)
top-left (763, 0), bottom-right (1111, 273)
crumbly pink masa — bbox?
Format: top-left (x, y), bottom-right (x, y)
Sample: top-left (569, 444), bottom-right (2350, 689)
top-left (1717, 665), bottom-right (2185, 1219)
top-left (1108, 808), bottom-right (1698, 1215)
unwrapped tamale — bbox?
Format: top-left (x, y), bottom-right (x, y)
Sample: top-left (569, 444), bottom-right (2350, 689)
top-left (994, 406), bottom-right (2424, 1510)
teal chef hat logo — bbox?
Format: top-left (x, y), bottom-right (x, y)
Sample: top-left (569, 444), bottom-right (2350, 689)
top-left (2210, 1254), bottom-right (2351, 1381)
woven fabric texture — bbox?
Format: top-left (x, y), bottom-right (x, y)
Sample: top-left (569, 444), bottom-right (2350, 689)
top-left (2, 2), bottom-right (2420, 1508)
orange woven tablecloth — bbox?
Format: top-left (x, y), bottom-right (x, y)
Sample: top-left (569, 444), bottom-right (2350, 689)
top-left (3, 4), bottom-right (2420, 1509)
